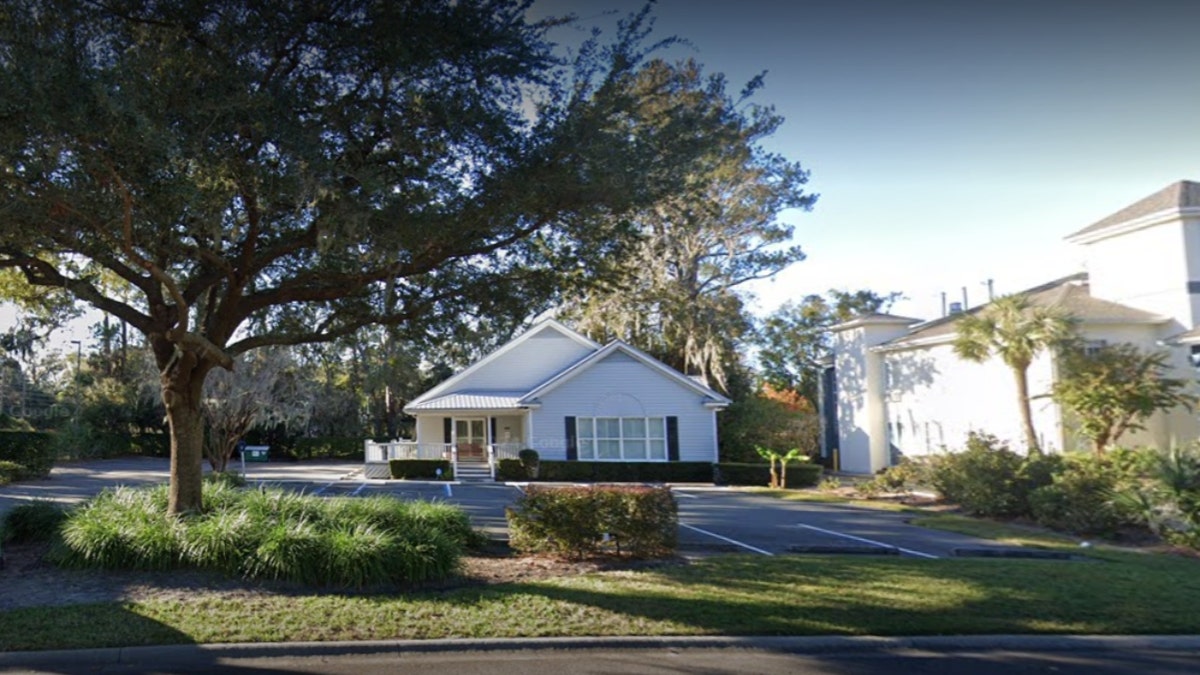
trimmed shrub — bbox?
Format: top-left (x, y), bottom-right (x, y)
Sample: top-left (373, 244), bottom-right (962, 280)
top-left (0, 431), bottom-right (55, 479)
top-left (2, 500), bottom-right (68, 543)
top-left (518, 448), bottom-right (540, 478)
top-left (495, 458), bottom-right (525, 481)
top-left (856, 459), bottom-right (931, 498)
top-left (389, 459), bottom-right (453, 480)
top-left (534, 460), bottom-right (714, 483)
top-left (507, 485), bottom-right (677, 559)
top-left (1030, 453), bottom-right (1139, 535)
top-left (52, 485), bottom-right (469, 587)
top-left (715, 462), bottom-right (823, 488)
top-left (293, 437), bottom-right (365, 460)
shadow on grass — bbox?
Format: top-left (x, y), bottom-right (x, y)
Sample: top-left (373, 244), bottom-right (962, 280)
top-left (490, 553), bottom-right (1200, 637)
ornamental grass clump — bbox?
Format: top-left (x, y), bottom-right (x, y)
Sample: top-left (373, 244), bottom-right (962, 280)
top-left (51, 485), bottom-right (470, 587)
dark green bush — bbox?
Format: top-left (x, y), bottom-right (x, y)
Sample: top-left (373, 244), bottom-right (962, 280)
top-left (0, 430), bottom-right (55, 479)
top-left (293, 437), bottom-right (365, 460)
top-left (507, 485), bottom-right (677, 559)
top-left (518, 448), bottom-right (540, 478)
top-left (1030, 453), bottom-right (1138, 535)
top-left (928, 433), bottom-right (1059, 518)
top-left (496, 458), bottom-right (525, 481)
top-left (3, 500), bottom-right (68, 543)
top-left (389, 459), bottom-right (453, 480)
top-left (52, 484), bottom-right (468, 587)
top-left (856, 459), bottom-right (931, 497)
top-left (715, 462), bottom-right (822, 488)
top-left (534, 460), bottom-right (713, 483)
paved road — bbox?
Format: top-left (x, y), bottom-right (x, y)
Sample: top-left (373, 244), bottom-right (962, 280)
top-left (5, 638), bottom-right (1200, 675)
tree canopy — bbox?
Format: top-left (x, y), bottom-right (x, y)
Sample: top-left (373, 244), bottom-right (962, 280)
top-left (1052, 343), bottom-right (1195, 454)
top-left (567, 59), bottom-right (815, 390)
top-left (0, 0), bottom-right (708, 513)
top-left (757, 289), bottom-right (900, 405)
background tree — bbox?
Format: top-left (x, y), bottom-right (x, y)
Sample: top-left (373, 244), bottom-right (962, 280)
top-left (202, 348), bottom-right (308, 473)
top-left (1052, 343), bottom-right (1195, 454)
top-left (0, 1), bottom-right (706, 513)
top-left (568, 58), bottom-right (816, 391)
top-left (952, 295), bottom-right (1076, 455)
top-left (758, 289), bottom-right (900, 405)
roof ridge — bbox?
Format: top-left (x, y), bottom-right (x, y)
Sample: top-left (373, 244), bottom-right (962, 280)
top-left (1066, 180), bottom-right (1200, 240)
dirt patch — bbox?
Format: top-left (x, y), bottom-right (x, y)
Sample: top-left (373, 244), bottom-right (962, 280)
top-left (0, 541), bottom-right (685, 611)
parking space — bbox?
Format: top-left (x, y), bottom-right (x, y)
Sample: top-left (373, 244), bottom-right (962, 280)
top-left (673, 488), bottom-right (1018, 558)
top-left (2, 459), bottom-right (1030, 560)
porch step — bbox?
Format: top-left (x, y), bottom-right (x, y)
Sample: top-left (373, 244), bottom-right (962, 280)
top-left (455, 463), bottom-right (493, 483)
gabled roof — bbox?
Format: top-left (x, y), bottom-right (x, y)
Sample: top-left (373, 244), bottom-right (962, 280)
top-left (1066, 180), bottom-right (1200, 242)
top-left (519, 340), bottom-right (731, 408)
top-left (875, 273), bottom-right (1168, 351)
top-left (1165, 326), bottom-right (1200, 345)
top-left (404, 319), bottom-right (599, 411)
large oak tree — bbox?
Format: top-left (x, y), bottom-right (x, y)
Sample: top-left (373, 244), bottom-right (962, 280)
top-left (0, 0), bottom-right (703, 513)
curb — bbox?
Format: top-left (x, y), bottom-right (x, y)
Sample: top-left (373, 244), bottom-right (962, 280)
top-left (4, 634), bottom-right (1200, 668)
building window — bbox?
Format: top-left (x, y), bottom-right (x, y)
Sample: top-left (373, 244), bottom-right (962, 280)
top-left (1191, 345), bottom-right (1200, 370)
top-left (1083, 340), bottom-right (1108, 357)
top-left (577, 417), bottom-right (667, 461)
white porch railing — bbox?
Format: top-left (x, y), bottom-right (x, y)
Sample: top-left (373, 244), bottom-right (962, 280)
top-left (486, 443), bottom-right (524, 479)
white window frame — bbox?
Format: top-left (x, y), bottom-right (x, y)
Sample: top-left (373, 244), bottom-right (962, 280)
top-left (576, 416), bottom-right (668, 462)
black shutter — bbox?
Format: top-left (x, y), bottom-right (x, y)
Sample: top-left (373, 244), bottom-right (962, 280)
top-left (666, 416), bottom-right (679, 461)
top-left (565, 416), bottom-right (577, 460)
top-left (490, 417), bottom-right (497, 444)
top-left (443, 418), bottom-right (452, 444)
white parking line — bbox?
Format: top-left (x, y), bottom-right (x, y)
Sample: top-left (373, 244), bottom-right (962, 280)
top-left (351, 482), bottom-right (369, 497)
top-left (796, 523), bottom-right (939, 559)
top-left (671, 491), bottom-right (699, 499)
top-left (680, 523), bottom-right (774, 556)
top-left (310, 481), bottom-right (336, 496)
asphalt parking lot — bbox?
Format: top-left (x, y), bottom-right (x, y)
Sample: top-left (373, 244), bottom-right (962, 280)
top-left (2, 458), bottom-right (1026, 559)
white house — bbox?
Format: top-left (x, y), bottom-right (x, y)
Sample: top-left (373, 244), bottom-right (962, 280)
top-left (364, 320), bottom-right (730, 479)
top-left (824, 181), bottom-right (1200, 473)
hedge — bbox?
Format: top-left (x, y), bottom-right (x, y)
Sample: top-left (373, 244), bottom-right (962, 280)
top-left (0, 431), bottom-right (55, 479)
top-left (531, 460), bottom-right (713, 483)
top-left (496, 458), bottom-right (525, 481)
top-left (293, 437), bottom-right (365, 460)
top-left (507, 485), bottom-right (677, 559)
top-left (388, 459), bottom-right (453, 480)
top-left (715, 462), bottom-right (822, 488)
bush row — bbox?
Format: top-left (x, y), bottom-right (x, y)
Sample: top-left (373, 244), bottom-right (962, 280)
top-left (492, 460), bottom-right (823, 487)
top-left (292, 437), bottom-right (366, 461)
top-left (49, 482), bottom-right (477, 587)
top-left (0, 431), bottom-right (55, 480)
top-left (389, 459), bottom-right (453, 480)
top-left (507, 485), bottom-right (677, 559)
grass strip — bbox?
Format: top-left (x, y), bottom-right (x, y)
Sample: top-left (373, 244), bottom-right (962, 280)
top-left (3, 552), bottom-right (1200, 652)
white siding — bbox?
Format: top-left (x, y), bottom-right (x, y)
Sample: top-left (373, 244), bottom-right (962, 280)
top-left (449, 328), bottom-right (593, 392)
top-left (832, 322), bottom-right (916, 474)
top-left (528, 351), bottom-right (718, 462)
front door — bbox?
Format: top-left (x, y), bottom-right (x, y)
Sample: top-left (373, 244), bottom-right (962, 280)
top-left (454, 418), bottom-right (487, 461)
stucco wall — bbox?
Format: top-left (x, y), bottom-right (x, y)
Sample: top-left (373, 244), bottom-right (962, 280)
top-left (1085, 221), bottom-right (1190, 327)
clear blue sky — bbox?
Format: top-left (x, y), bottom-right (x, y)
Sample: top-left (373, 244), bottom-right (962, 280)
top-left (534, 0), bottom-right (1200, 320)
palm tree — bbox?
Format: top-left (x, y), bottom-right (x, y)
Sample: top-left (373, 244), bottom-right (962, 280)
top-left (952, 294), bottom-right (1076, 455)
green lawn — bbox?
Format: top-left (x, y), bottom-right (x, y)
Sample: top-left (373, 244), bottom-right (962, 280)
top-left (3, 545), bottom-right (1200, 651)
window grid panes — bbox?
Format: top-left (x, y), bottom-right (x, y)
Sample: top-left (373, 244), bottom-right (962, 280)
top-left (576, 417), bottom-right (667, 461)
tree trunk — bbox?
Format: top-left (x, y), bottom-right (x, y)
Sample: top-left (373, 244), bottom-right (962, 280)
top-left (161, 350), bottom-right (209, 515)
top-left (1012, 366), bottom-right (1042, 455)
